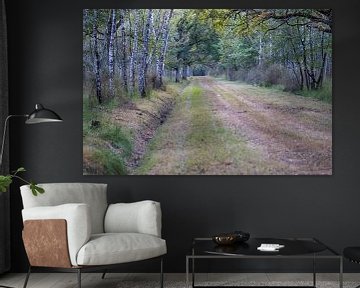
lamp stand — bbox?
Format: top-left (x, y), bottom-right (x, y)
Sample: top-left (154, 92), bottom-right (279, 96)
top-left (0, 114), bottom-right (27, 168)
top-left (0, 105), bottom-right (62, 287)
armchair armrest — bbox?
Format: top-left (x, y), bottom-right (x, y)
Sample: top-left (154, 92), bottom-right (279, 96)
top-left (22, 203), bottom-right (91, 266)
top-left (104, 200), bottom-right (162, 237)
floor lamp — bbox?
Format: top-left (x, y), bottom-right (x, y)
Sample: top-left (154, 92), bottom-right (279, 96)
top-left (0, 103), bottom-right (62, 288)
top-left (0, 103), bottom-right (63, 167)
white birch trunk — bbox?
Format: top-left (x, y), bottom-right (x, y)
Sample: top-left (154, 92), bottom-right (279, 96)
top-left (119, 10), bottom-right (128, 93)
top-left (155, 9), bottom-right (173, 88)
top-left (129, 10), bottom-right (139, 95)
top-left (105, 11), bottom-right (113, 55)
top-left (258, 35), bottom-right (263, 67)
top-left (108, 9), bottom-right (116, 99)
top-left (139, 9), bottom-right (152, 97)
top-left (93, 10), bottom-right (102, 104)
top-left (148, 10), bottom-right (165, 71)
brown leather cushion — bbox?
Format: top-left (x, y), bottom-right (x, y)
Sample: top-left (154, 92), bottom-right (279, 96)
top-left (23, 219), bottom-right (71, 268)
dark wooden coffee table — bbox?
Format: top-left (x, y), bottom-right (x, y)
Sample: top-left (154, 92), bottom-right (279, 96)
top-left (186, 237), bottom-right (343, 288)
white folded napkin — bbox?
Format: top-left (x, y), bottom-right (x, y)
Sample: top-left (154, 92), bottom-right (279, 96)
top-left (257, 243), bottom-right (285, 251)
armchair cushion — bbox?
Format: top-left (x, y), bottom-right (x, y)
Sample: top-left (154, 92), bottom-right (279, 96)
top-left (76, 233), bottom-right (166, 266)
top-left (104, 200), bottom-right (162, 237)
top-left (20, 183), bottom-right (108, 234)
top-left (22, 203), bottom-right (91, 266)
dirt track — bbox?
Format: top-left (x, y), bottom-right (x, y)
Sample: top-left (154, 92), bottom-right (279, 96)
top-left (135, 76), bottom-right (332, 175)
top-left (199, 77), bottom-right (332, 175)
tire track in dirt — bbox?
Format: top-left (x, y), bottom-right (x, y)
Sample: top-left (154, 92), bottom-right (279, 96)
top-left (197, 77), bottom-right (332, 175)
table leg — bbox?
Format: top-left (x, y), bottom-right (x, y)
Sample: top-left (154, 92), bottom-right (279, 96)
top-left (192, 257), bottom-right (195, 288)
top-left (339, 257), bottom-right (343, 288)
top-left (313, 255), bottom-right (316, 287)
top-left (186, 257), bottom-right (189, 288)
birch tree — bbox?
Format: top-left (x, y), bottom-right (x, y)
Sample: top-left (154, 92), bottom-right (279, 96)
top-left (105, 11), bottom-right (113, 55)
top-left (92, 10), bottom-right (102, 104)
top-left (119, 9), bottom-right (128, 93)
top-left (155, 9), bottom-right (173, 88)
top-left (139, 9), bottom-right (152, 97)
top-left (148, 10), bottom-right (165, 73)
top-left (108, 9), bottom-right (116, 99)
top-left (258, 35), bottom-right (263, 67)
top-left (129, 10), bottom-right (139, 95)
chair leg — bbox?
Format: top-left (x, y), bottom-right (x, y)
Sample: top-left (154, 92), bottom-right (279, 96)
top-left (101, 270), bottom-right (107, 279)
top-left (77, 268), bottom-right (81, 288)
top-left (23, 266), bottom-right (31, 288)
top-left (160, 257), bottom-right (164, 288)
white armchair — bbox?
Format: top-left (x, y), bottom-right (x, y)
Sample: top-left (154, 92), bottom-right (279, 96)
top-left (20, 183), bottom-right (166, 288)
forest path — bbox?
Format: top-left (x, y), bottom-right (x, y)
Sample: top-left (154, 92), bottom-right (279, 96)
top-left (134, 76), bottom-right (332, 175)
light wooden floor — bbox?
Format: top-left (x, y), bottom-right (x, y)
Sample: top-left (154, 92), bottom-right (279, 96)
top-left (0, 273), bottom-right (359, 288)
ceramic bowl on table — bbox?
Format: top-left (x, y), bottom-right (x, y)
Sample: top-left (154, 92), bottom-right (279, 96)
top-left (212, 231), bottom-right (250, 245)
top-left (212, 233), bottom-right (238, 245)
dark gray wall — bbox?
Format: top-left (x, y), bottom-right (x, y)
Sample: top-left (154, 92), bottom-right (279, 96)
top-left (5, 0), bottom-right (360, 273)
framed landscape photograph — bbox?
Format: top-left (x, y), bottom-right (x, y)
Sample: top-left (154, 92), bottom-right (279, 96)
top-left (83, 9), bottom-right (332, 175)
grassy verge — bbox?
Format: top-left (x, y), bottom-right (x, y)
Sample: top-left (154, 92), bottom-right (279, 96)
top-left (83, 98), bottom-right (133, 175)
top-left (83, 83), bottom-right (184, 175)
top-left (297, 80), bottom-right (332, 103)
top-left (217, 76), bottom-right (332, 104)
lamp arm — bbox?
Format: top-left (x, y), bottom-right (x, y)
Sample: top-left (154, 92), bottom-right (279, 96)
top-left (0, 114), bottom-right (28, 169)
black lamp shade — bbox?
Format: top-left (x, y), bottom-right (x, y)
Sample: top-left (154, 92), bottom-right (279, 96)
top-left (25, 104), bottom-right (63, 124)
